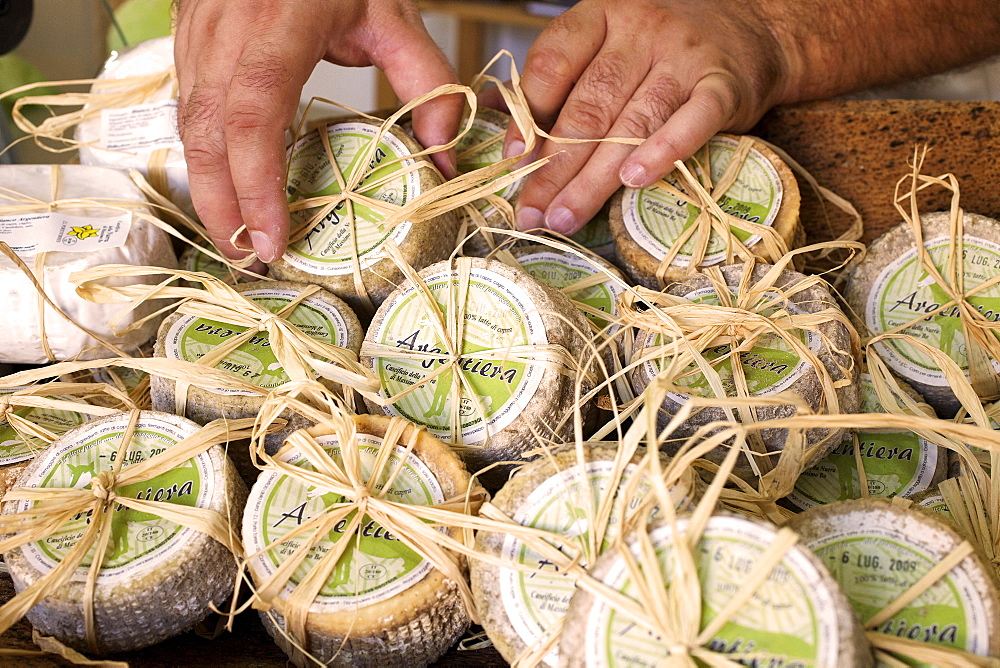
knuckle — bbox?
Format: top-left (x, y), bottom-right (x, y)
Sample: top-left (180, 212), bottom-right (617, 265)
top-left (183, 144), bottom-right (228, 177)
top-left (224, 105), bottom-right (272, 139)
top-left (178, 83), bottom-right (222, 141)
top-left (578, 50), bottom-right (629, 107)
top-left (234, 43), bottom-right (293, 94)
top-left (524, 45), bottom-right (577, 89)
top-left (559, 98), bottom-right (616, 138)
top-left (640, 75), bottom-right (686, 124)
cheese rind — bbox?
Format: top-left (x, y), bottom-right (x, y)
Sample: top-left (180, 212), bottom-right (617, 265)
top-left (787, 498), bottom-right (1000, 659)
top-left (610, 134), bottom-right (801, 288)
top-left (560, 513), bottom-right (871, 667)
top-left (1, 410), bottom-right (246, 654)
top-left (270, 119), bottom-right (459, 312)
top-left (243, 414), bottom-right (471, 667)
top-left (363, 258), bottom-right (595, 490)
top-left (0, 164), bottom-right (177, 363)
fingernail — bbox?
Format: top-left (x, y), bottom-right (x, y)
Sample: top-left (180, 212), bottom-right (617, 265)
top-left (620, 163), bottom-right (648, 189)
top-left (250, 230), bottom-right (278, 263)
top-left (545, 206), bottom-right (576, 234)
top-left (504, 140), bottom-right (526, 160)
top-left (516, 206), bottom-right (545, 231)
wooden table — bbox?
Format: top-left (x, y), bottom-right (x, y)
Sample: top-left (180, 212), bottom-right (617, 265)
top-left (376, 0), bottom-right (552, 108)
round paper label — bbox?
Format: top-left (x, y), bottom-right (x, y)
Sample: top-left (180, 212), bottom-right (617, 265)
top-left (245, 433), bottom-right (444, 611)
top-left (456, 115), bottom-right (522, 219)
top-left (499, 461), bottom-right (652, 666)
top-left (164, 287), bottom-right (350, 396)
top-left (517, 251), bottom-right (623, 331)
top-left (809, 525), bottom-right (990, 659)
top-left (283, 122), bottom-right (419, 275)
top-left (16, 415), bottom-right (213, 579)
top-left (0, 388), bottom-right (89, 467)
top-left (643, 285), bottom-right (818, 403)
top-left (370, 267), bottom-right (547, 444)
top-left (867, 235), bottom-right (1000, 387)
top-left (585, 515), bottom-right (840, 667)
top-left (622, 136), bottom-right (784, 267)
top-left (571, 213), bottom-right (616, 260)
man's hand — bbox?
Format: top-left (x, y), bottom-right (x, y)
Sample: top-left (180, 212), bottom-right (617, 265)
top-left (506, 0), bottom-right (1000, 237)
top-left (505, 0), bottom-right (787, 236)
top-left (174, 0), bottom-right (462, 263)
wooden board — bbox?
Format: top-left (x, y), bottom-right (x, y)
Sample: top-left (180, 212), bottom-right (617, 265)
top-left (752, 99), bottom-right (1000, 245)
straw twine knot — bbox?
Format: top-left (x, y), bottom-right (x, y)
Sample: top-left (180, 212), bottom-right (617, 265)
top-left (256, 313), bottom-right (281, 331)
top-left (0, 396), bottom-right (10, 422)
top-left (90, 471), bottom-right (117, 505)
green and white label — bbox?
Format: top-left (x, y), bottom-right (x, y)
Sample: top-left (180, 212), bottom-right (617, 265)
top-left (181, 246), bottom-right (242, 284)
top-left (916, 493), bottom-right (953, 521)
top-left (0, 388), bottom-right (89, 467)
top-left (809, 525), bottom-right (990, 660)
top-left (16, 415), bottom-right (212, 579)
top-left (518, 251), bottom-right (623, 330)
top-left (585, 516), bottom-right (840, 667)
top-left (164, 287), bottom-right (350, 396)
top-left (643, 285), bottom-right (818, 403)
top-left (789, 433), bottom-right (939, 509)
top-left (571, 213), bottom-right (615, 260)
top-left (370, 267), bottom-right (547, 443)
top-left (283, 122), bottom-right (419, 275)
top-left (499, 461), bottom-right (651, 666)
top-left (244, 433), bottom-right (444, 611)
top-left (456, 115), bottom-right (522, 219)
top-left (622, 136), bottom-right (783, 267)
top-left (867, 235), bottom-right (1000, 387)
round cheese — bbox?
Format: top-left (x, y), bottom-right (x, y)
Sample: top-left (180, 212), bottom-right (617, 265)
top-left (0, 164), bottom-right (177, 363)
top-left (151, 281), bottom-right (363, 477)
top-left (845, 211), bottom-right (1000, 417)
top-left (244, 414), bottom-right (471, 667)
top-left (787, 498), bottom-right (1000, 660)
top-left (471, 443), bottom-right (700, 666)
top-left (570, 206), bottom-right (616, 261)
top-left (179, 244), bottom-right (248, 286)
top-left (270, 118), bottom-right (459, 313)
top-left (362, 257), bottom-right (595, 491)
top-left (560, 513), bottom-right (871, 667)
top-left (786, 371), bottom-right (945, 510)
top-left (911, 486), bottom-right (955, 522)
top-left (610, 134), bottom-right (801, 288)
top-left (454, 108), bottom-right (523, 257)
top-left (2, 410), bottom-right (246, 654)
top-left (74, 36), bottom-right (191, 217)
top-left (628, 263), bottom-right (859, 481)
top-left (0, 386), bottom-right (91, 498)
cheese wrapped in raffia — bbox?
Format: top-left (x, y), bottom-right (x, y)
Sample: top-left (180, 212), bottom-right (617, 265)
top-left (845, 149), bottom-right (1000, 417)
top-left (610, 134), bottom-right (802, 288)
top-left (0, 412), bottom-right (253, 654)
top-left (0, 381), bottom-right (136, 498)
top-left (360, 248), bottom-right (600, 491)
top-left (622, 255), bottom-right (860, 482)
top-left (0, 164), bottom-right (177, 363)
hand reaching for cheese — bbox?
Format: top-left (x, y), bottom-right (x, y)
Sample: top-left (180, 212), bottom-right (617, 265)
top-left (505, 0), bottom-right (1000, 236)
top-left (173, 0), bottom-right (462, 265)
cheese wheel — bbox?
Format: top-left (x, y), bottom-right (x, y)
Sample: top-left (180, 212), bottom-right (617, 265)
top-left (911, 486), bottom-right (955, 522)
top-left (2, 410), bottom-right (247, 654)
top-left (470, 443), bottom-right (701, 666)
top-left (628, 263), bottom-right (859, 481)
top-left (845, 211), bottom-right (1000, 417)
top-left (270, 118), bottom-right (459, 313)
top-left (243, 414), bottom-right (471, 667)
top-left (454, 108), bottom-right (523, 257)
top-left (560, 513), bottom-right (872, 667)
top-left (0, 386), bottom-right (91, 498)
top-left (786, 371), bottom-right (945, 510)
top-left (179, 244), bottom-right (248, 286)
top-left (74, 37), bottom-right (191, 217)
top-left (151, 281), bottom-right (363, 473)
top-left (0, 164), bottom-right (177, 363)
top-left (610, 134), bottom-right (801, 288)
top-left (570, 206), bottom-right (617, 261)
top-left (362, 257), bottom-right (596, 491)
top-left (787, 498), bottom-right (1000, 659)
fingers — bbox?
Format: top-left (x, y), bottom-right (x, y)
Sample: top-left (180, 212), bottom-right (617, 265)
top-left (368, 4), bottom-right (462, 177)
top-left (176, 3), bottom-right (322, 263)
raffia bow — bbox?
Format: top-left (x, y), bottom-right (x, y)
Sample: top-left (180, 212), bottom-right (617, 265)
top-left (0, 412), bottom-right (255, 653)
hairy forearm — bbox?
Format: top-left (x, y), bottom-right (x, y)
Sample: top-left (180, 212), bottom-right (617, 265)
top-left (759, 0), bottom-right (1000, 103)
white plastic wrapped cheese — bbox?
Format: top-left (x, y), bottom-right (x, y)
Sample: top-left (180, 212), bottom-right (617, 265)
top-left (0, 164), bottom-right (178, 363)
top-left (73, 36), bottom-right (191, 216)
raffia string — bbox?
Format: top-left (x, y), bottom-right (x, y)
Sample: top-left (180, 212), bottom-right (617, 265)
top-left (70, 264), bottom-right (380, 409)
top-left (0, 414), bottom-right (255, 652)
top-left (358, 243), bottom-right (595, 448)
top-left (866, 146), bottom-right (1000, 401)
